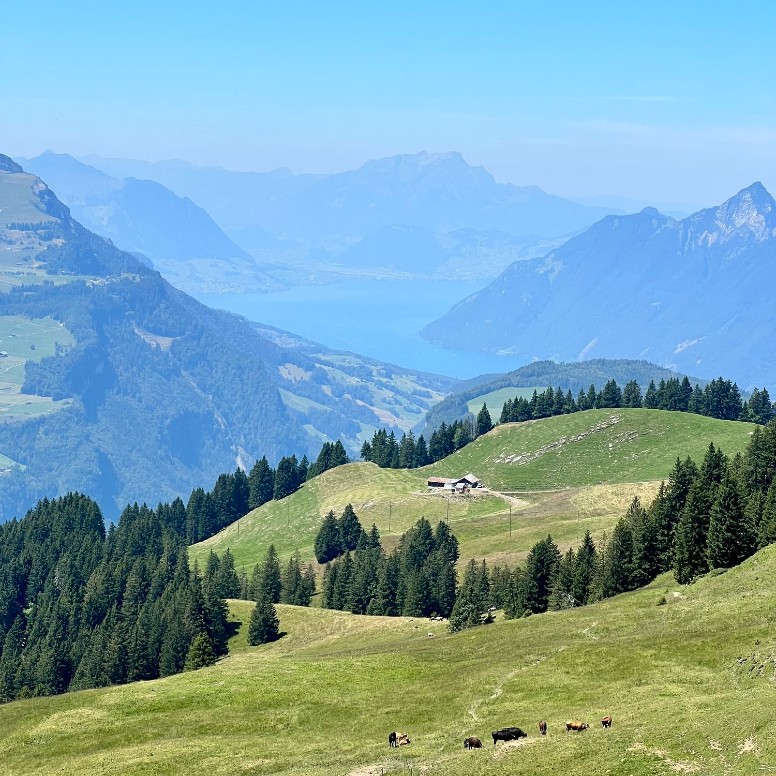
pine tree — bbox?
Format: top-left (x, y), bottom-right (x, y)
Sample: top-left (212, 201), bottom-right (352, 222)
top-left (184, 632), bottom-right (216, 670)
top-left (339, 504), bottom-right (364, 551)
top-left (449, 559), bottom-right (487, 632)
top-left (247, 595), bottom-right (280, 645)
top-left (259, 544), bottom-right (283, 603)
top-left (622, 380), bottom-right (643, 408)
top-left (248, 457), bottom-right (275, 509)
top-left (572, 531), bottom-right (597, 605)
top-left (476, 403), bottom-right (493, 436)
top-left (314, 510), bottom-right (343, 563)
top-left (706, 474), bottom-right (756, 569)
top-left (280, 552), bottom-right (303, 604)
top-left (524, 536), bottom-right (561, 613)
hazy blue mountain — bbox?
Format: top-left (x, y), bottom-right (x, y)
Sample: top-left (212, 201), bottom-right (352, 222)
top-left (19, 152), bottom-right (250, 261)
top-left (81, 151), bottom-right (617, 247)
top-left (422, 183), bottom-right (776, 388)
top-left (0, 162), bottom-right (456, 520)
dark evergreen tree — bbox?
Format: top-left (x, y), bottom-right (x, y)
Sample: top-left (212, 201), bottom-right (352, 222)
top-left (247, 595), bottom-right (280, 645)
top-left (248, 456), bottom-right (275, 509)
top-left (476, 403), bottom-right (493, 436)
top-left (622, 380), bottom-right (643, 408)
top-left (524, 536), bottom-right (561, 613)
top-left (314, 510), bottom-right (343, 564)
top-left (706, 473), bottom-right (756, 569)
top-left (258, 544), bottom-right (283, 603)
top-left (449, 559), bottom-right (488, 632)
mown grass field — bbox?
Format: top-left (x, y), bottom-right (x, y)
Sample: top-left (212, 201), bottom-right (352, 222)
top-left (1, 545), bottom-right (774, 775)
top-left (191, 410), bottom-right (755, 573)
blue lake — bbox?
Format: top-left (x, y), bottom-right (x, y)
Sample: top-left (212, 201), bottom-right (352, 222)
top-left (193, 278), bottom-right (528, 380)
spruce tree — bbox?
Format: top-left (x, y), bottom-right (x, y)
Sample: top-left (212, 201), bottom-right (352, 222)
top-left (449, 559), bottom-right (487, 632)
top-left (476, 403), bottom-right (493, 436)
top-left (706, 474), bottom-right (756, 569)
top-left (247, 595), bottom-right (280, 645)
top-left (314, 510), bottom-right (343, 563)
top-left (184, 632), bottom-right (216, 670)
top-left (259, 544), bottom-right (283, 603)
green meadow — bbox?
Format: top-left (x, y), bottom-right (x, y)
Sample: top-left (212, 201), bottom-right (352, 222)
top-left (191, 409), bottom-right (755, 572)
top-left (1, 545), bottom-right (774, 775)
top-left (0, 315), bottom-right (74, 419)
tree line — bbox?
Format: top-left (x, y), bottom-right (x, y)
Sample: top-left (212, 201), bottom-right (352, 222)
top-left (319, 516), bottom-right (460, 619)
top-left (359, 405), bottom-right (493, 470)
top-left (0, 495), bottom-right (234, 703)
top-left (499, 377), bottom-right (774, 425)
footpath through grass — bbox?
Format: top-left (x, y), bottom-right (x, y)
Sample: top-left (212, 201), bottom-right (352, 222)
top-left (1, 545), bottom-right (774, 775)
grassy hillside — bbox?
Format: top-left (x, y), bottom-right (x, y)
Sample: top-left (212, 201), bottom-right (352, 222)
top-left (431, 408), bottom-right (756, 491)
top-left (1, 545), bottom-right (774, 775)
top-left (191, 409), bottom-right (755, 572)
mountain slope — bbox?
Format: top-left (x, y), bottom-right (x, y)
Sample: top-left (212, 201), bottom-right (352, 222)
top-left (19, 152), bottom-right (251, 261)
top-left (0, 161), bottom-right (455, 520)
top-left (422, 184), bottom-right (776, 387)
top-left (1, 542), bottom-right (773, 774)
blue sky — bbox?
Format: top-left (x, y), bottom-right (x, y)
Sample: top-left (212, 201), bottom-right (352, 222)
top-left (2, 1), bottom-right (774, 205)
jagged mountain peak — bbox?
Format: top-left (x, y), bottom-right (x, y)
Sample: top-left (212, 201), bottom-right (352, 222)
top-left (679, 181), bottom-right (775, 246)
top-left (0, 155), bottom-right (24, 174)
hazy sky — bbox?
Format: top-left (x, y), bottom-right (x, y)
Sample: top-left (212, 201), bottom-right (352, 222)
top-left (2, 1), bottom-right (774, 206)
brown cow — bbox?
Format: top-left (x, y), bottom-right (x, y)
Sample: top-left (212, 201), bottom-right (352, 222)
top-left (464, 736), bottom-right (483, 749)
top-left (601, 715), bottom-right (613, 729)
top-left (396, 732), bottom-right (411, 746)
top-left (565, 721), bottom-right (589, 732)
top-left (539, 720), bottom-right (547, 735)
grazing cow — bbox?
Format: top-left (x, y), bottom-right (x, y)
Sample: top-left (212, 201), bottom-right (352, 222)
top-left (539, 720), bottom-right (547, 736)
top-left (565, 721), bottom-right (589, 732)
top-left (492, 727), bottom-right (527, 745)
top-left (464, 736), bottom-right (483, 749)
top-left (388, 731), bottom-right (410, 747)
top-left (601, 715), bottom-right (613, 729)
top-left (427, 632), bottom-right (434, 638)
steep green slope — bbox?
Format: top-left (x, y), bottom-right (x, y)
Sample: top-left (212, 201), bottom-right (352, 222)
top-left (1, 545), bottom-right (773, 775)
top-left (191, 410), bottom-right (755, 571)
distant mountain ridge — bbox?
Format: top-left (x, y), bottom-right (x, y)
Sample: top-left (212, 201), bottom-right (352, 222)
top-left (18, 152), bottom-right (251, 262)
top-left (421, 183), bottom-right (776, 388)
top-left (78, 151), bottom-right (619, 279)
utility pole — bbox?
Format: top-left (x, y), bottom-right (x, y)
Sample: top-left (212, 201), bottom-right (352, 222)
top-left (509, 505), bottom-right (512, 537)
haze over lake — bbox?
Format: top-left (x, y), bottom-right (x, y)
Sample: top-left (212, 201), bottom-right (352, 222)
top-left (194, 278), bottom-right (529, 379)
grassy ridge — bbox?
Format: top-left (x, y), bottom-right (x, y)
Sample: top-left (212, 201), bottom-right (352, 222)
top-left (431, 408), bottom-right (756, 490)
top-left (191, 410), bottom-right (755, 572)
top-left (1, 546), bottom-right (774, 775)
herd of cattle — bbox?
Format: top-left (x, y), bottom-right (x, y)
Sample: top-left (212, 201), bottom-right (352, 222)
top-left (388, 716), bottom-right (612, 751)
